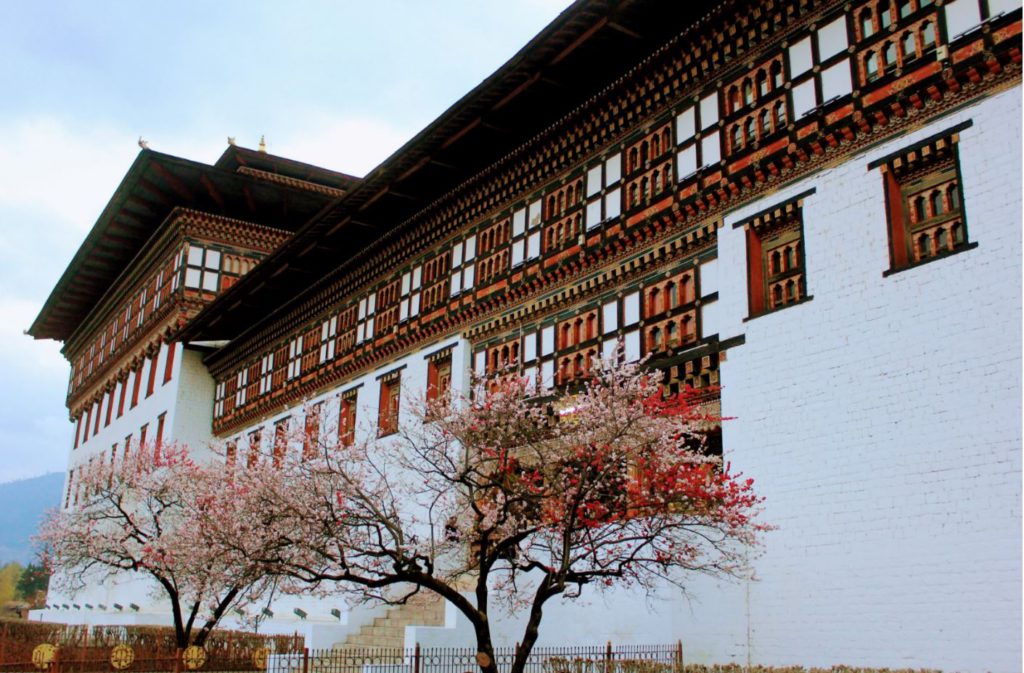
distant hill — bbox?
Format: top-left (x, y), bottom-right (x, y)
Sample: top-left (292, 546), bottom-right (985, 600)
top-left (0, 473), bottom-right (63, 564)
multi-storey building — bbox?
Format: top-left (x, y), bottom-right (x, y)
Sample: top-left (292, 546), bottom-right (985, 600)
top-left (29, 0), bottom-right (1021, 670)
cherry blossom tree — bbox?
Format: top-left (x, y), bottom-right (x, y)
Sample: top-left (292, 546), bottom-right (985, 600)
top-left (38, 443), bottom-right (277, 649)
top-left (230, 360), bottom-right (766, 673)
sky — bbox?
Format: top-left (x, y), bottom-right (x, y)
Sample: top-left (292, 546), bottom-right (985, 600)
top-left (0, 0), bottom-right (573, 484)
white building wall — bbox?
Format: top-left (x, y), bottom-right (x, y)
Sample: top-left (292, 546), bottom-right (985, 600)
top-left (36, 88), bottom-right (1020, 673)
top-left (37, 341), bottom-right (214, 623)
top-left (168, 348), bottom-right (216, 456)
top-left (703, 88), bottom-right (1020, 672)
top-left (464, 87), bottom-right (1022, 673)
top-left (218, 337), bottom-right (468, 632)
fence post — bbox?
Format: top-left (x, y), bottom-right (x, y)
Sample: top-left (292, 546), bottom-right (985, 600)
top-left (0, 621), bottom-right (6, 665)
top-left (414, 643), bottom-right (421, 673)
top-left (605, 641), bottom-right (612, 673)
top-left (302, 647), bottom-right (309, 673)
top-left (675, 641), bottom-right (683, 673)
top-left (173, 647), bottom-right (182, 673)
top-left (52, 643), bottom-right (60, 673)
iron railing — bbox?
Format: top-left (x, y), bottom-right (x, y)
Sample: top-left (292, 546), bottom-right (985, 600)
top-left (272, 644), bottom-right (684, 673)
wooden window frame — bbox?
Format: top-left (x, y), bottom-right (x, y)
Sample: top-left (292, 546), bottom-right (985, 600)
top-left (273, 419), bottom-right (289, 468)
top-left (356, 294), bottom-right (376, 345)
top-left (92, 399), bottom-right (102, 436)
top-left (399, 266), bottom-right (423, 322)
top-left (584, 154), bottom-right (623, 231)
top-left (104, 388), bottom-right (115, 427)
top-left (163, 342), bottom-right (176, 384)
top-left (739, 191), bottom-right (814, 319)
top-left (184, 245), bottom-right (222, 293)
top-left (131, 363), bottom-right (143, 408)
top-left (449, 235), bottom-right (478, 296)
top-left (319, 317), bottom-right (338, 364)
top-left (377, 372), bottom-right (402, 437)
top-left (247, 429), bottom-right (262, 468)
top-left (511, 202), bottom-right (542, 267)
top-left (427, 353), bottom-right (454, 406)
top-left (303, 403), bottom-right (322, 459)
top-left (155, 413), bottom-right (166, 453)
top-left (117, 376), bottom-right (128, 418)
top-left (873, 123), bottom-right (975, 275)
top-left (339, 390), bottom-right (358, 447)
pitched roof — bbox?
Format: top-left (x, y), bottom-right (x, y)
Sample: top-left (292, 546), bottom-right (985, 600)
top-left (181, 0), bottom-right (728, 344)
top-left (29, 149), bottom-right (344, 342)
top-left (214, 145), bottom-right (361, 192)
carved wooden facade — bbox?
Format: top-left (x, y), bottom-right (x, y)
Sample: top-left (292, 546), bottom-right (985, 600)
top-left (201, 0), bottom-right (1018, 436)
top-left (65, 211), bottom-right (289, 423)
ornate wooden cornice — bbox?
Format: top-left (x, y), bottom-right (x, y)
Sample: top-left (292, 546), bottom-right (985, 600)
top-left (236, 166), bottom-right (348, 198)
top-left (207, 3), bottom-right (1021, 434)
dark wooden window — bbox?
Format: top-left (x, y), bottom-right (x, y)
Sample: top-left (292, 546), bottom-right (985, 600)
top-left (104, 388), bottom-right (114, 427)
top-left (427, 353), bottom-right (453, 406)
top-left (131, 363), bottom-right (143, 408)
top-left (339, 391), bottom-right (358, 447)
top-left (273, 419), bottom-right (289, 467)
top-left (117, 376), bottom-right (128, 418)
top-left (64, 469), bottom-right (74, 509)
top-left (155, 413), bottom-right (166, 453)
top-left (378, 373), bottom-right (401, 436)
top-left (879, 129), bottom-right (971, 272)
top-left (163, 343), bottom-right (176, 384)
top-left (92, 399), bottom-right (102, 436)
top-left (145, 352), bottom-right (158, 398)
top-left (247, 429), bottom-right (262, 468)
top-left (743, 195), bottom-right (810, 318)
top-left (304, 403), bottom-right (322, 460)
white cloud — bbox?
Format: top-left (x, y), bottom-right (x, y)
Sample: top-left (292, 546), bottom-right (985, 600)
top-left (522, 0), bottom-right (574, 12)
top-left (0, 297), bottom-right (67, 374)
top-left (267, 113), bottom-right (415, 178)
top-left (0, 118), bottom-right (142, 233)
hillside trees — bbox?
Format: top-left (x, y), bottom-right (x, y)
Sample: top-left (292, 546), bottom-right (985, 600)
top-left (14, 562), bottom-right (49, 606)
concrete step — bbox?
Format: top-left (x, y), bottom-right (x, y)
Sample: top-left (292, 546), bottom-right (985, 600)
top-left (333, 596), bottom-right (446, 649)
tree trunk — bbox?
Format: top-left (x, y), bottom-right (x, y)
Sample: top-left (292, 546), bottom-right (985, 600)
top-left (472, 623), bottom-right (500, 673)
top-left (194, 587), bottom-right (240, 647)
top-left (509, 577), bottom-right (556, 673)
top-left (163, 587), bottom-right (189, 650)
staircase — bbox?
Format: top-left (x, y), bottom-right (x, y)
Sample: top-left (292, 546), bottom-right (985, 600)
top-left (333, 595), bottom-right (446, 649)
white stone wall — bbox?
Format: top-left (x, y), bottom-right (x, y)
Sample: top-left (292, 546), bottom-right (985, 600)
top-left (704, 87), bottom-right (1021, 672)
top-left (215, 336), bottom-right (469, 628)
top-left (465, 87), bottom-right (1023, 673)
top-left (39, 342), bottom-right (213, 621)
top-left (167, 348), bottom-right (217, 461)
top-left (38, 87), bottom-right (1021, 673)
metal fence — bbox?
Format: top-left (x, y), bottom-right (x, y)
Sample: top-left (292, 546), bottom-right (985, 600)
top-left (0, 646), bottom-right (261, 673)
top-left (0, 640), bottom-right (683, 673)
top-left (0, 621), bottom-right (302, 673)
top-left (270, 644), bottom-right (683, 673)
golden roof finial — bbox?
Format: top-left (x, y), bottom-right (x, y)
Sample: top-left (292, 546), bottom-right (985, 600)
top-left (227, 136), bottom-right (236, 146)
top-left (258, 135), bottom-right (267, 153)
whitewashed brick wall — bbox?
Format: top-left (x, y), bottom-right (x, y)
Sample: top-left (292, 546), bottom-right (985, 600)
top-left (707, 87), bottom-right (1022, 672)
top-left (479, 87), bottom-right (1022, 673)
top-left (39, 87), bottom-right (1021, 673)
